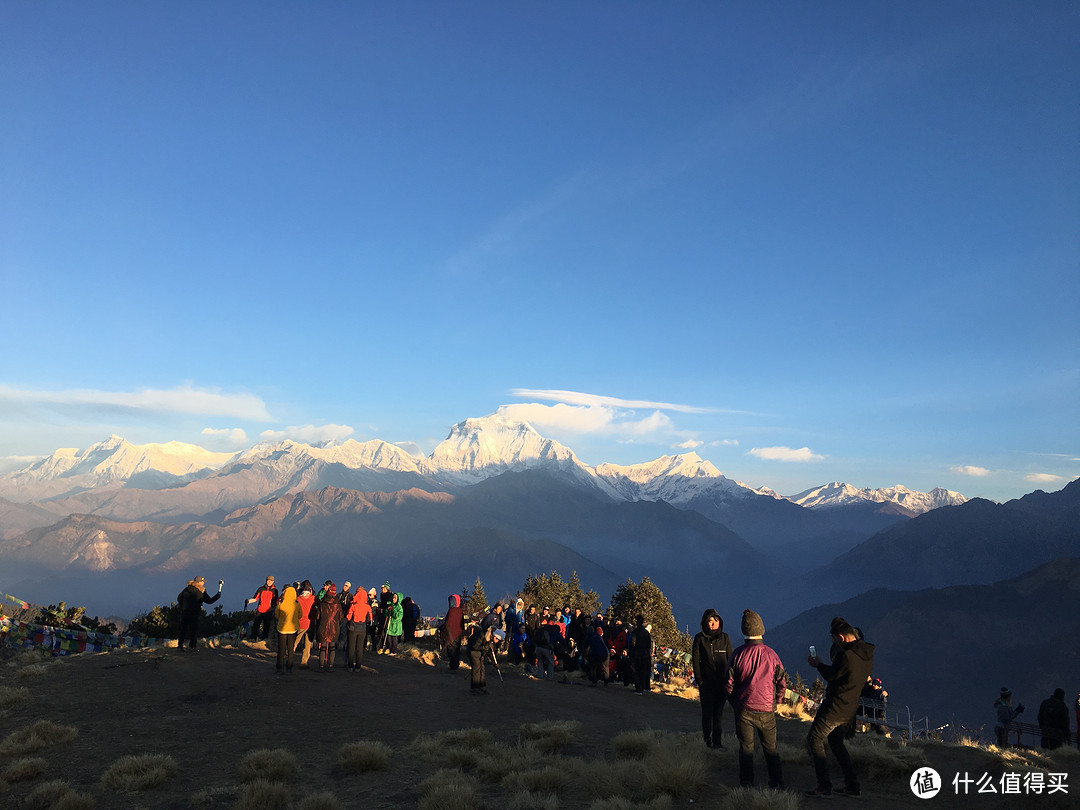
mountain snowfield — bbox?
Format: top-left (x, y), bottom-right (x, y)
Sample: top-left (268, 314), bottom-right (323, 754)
top-left (0, 414), bottom-right (966, 513)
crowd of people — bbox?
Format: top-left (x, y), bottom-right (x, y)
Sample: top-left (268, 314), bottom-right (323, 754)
top-left (175, 573), bottom-right (1077, 798)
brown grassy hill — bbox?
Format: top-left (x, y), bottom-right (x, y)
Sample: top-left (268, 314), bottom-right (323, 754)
top-left (2, 639), bottom-right (1077, 809)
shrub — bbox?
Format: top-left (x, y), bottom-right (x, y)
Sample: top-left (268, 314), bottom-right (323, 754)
top-left (519, 720), bottom-right (582, 753)
top-left (611, 729), bottom-right (660, 759)
top-left (100, 753), bottom-right (178, 791)
top-left (417, 774), bottom-right (479, 810)
top-left (17, 663), bottom-right (49, 679)
top-left (24, 779), bottom-right (75, 810)
top-left (0, 720), bottom-right (79, 756)
top-left (3, 756), bottom-right (47, 783)
top-left (233, 778), bottom-right (290, 810)
top-left (0, 685), bottom-right (30, 709)
top-left (294, 792), bottom-right (344, 810)
top-left (501, 764), bottom-right (569, 794)
top-left (588, 796), bottom-right (673, 810)
top-left (237, 748), bottom-right (300, 783)
top-left (338, 740), bottom-right (390, 773)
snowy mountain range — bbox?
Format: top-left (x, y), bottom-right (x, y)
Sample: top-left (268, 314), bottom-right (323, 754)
top-left (0, 415), bottom-right (966, 515)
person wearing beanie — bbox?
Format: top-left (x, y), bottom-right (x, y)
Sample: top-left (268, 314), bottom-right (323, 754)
top-left (805, 619), bottom-right (875, 797)
top-left (726, 609), bottom-right (785, 788)
top-left (1037, 688), bottom-right (1071, 749)
top-left (994, 687), bottom-right (1024, 747)
top-left (692, 608), bottom-right (734, 749)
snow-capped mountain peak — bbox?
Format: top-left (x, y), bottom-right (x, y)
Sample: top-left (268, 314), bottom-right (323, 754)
top-left (789, 482), bottom-right (967, 514)
top-left (428, 414), bottom-right (583, 476)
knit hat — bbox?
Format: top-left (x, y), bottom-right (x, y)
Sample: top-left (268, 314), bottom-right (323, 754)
top-left (742, 609), bottom-right (765, 638)
top-left (1000, 687), bottom-right (1012, 698)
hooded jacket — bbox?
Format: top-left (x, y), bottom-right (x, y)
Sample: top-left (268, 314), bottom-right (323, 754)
top-left (178, 581), bottom-right (221, 617)
top-left (316, 585), bottom-right (343, 643)
top-left (276, 586), bottom-right (302, 635)
top-left (386, 592), bottom-right (404, 636)
top-left (346, 589), bottom-right (372, 629)
top-left (692, 609), bottom-right (733, 686)
top-left (441, 594), bottom-right (465, 644)
top-left (815, 638), bottom-right (875, 725)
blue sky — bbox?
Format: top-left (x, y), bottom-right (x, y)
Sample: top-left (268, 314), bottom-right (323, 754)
top-left (1, 2), bottom-right (1077, 502)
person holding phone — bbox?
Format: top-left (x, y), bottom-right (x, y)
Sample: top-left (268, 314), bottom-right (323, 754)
top-left (804, 620), bottom-right (875, 798)
top-left (176, 575), bottom-right (223, 651)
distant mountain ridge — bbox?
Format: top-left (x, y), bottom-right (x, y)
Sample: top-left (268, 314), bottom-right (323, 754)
top-left (0, 414), bottom-right (965, 519)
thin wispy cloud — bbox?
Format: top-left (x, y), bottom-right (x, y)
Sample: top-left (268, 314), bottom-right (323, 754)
top-left (201, 427), bottom-right (248, 445)
top-left (748, 446), bottom-right (824, 463)
top-left (259, 424), bottom-right (354, 444)
top-left (496, 402), bottom-right (673, 440)
top-left (1024, 472), bottom-right (1062, 484)
top-left (951, 465), bottom-right (992, 477)
top-left (0, 384), bottom-right (271, 421)
top-left (510, 389), bottom-right (726, 415)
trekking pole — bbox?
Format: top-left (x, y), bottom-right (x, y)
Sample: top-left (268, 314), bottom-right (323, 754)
top-left (490, 646), bottom-right (504, 683)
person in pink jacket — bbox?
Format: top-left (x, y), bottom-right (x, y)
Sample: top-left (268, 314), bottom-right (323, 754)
top-left (726, 609), bottom-right (786, 790)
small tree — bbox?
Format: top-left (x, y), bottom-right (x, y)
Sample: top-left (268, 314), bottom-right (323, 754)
top-left (518, 570), bottom-right (602, 616)
top-left (464, 576), bottom-right (487, 619)
top-left (607, 577), bottom-right (681, 647)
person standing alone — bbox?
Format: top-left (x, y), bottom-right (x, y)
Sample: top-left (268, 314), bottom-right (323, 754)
top-left (692, 609), bottom-right (733, 749)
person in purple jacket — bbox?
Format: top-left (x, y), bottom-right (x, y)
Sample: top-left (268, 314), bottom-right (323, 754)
top-left (726, 609), bottom-right (786, 789)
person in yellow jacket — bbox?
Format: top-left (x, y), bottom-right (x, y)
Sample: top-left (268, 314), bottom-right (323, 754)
top-left (275, 585), bottom-right (301, 675)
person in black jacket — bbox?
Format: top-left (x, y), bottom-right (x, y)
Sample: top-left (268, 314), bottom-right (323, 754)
top-left (1037, 688), bottom-right (1072, 749)
top-left (629, 615), bottom-right (653, 695)
top-left (177, 576), bottom-right (222, 651)
top-left (467, 624), bottom-right (494, 695)
top-left (805, 621), bottom-right (875, 798)
top-left (692, 608), bottom-right (733, 748)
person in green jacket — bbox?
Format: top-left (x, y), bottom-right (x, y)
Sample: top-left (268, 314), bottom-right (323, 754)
top-left (381, 591), bottom-right (404, 655)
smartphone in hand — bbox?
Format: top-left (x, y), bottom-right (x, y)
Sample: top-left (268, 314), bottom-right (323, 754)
top-left (809, 645), bottom-right (816, 658)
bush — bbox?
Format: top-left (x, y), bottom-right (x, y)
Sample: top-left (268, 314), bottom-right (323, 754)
top-left (518, 720), bottom-right (581, 753)
top-left (338, 740), bottom-right (390, 773)
top-left (0, 720), bottom-right (79, 756)
top-left (3, 756), bottom-right (47, 783)
top-left (100, 753), bottom-right (178, 791)
top-left (237, 748), bottom-right (299, 783)
top-left (233, 778), bottom-right (290, 810)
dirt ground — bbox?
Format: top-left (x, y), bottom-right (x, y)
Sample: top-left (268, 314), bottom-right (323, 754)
top-left (2, 639), bottom-right (1077, 809)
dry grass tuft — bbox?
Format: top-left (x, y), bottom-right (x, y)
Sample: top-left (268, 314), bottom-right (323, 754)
top-left (237, 748), bottom-right (300, 783)
top-left (611, 729), bottom-right (661, 759)
top-left (17, 663), bottom-right (49, 679)
top-left (0, 684), bottom-right (30, 709)
top-left (294, 791), bottom-right (345, 810)
top-left (9, 649), bottom-right (49, 667)
top-left (586, 759), bottom-right (641, 800)
top-left (501, 764), bottom-right (570, 794)
top-left (338, 740), bottom-right (390, 773)
top-left (475, 741), bottom-right (545, 783)
top-left (417, 774), bottom-right (480, 810)
top-left (848, 736), bottom-right (928, 779)
top-left (233, 778), bottom-right (290, 810)
top-left (641, 736), bottom-right (708, 800)
top-left (100, 753), bottom-right (177, 791)
top-left (52, 792), bottom-right (96, 810)
top-left (717, 787), bottom-right (798, 810)
top-left (588, 796), bottom-right (674, 810)
top-left (506, 789), bottom-right (560, 810)
top-left (3, 756), bottom-right (47, 783)
top-left (0, 719), bottom-right (79, 756)
top-left (518, 720), bottom-right (582, 753)
top-left (189, 785), bottom-right (238, 806)
top-left (24, 779), bottom-right (76, 810)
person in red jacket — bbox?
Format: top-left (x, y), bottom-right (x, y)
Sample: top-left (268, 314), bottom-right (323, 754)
top-left (344, 588), bottom-right (372, 672)
top-left (439, 594), bottom-right (466, 671)
top-left (245, 575), bottom-right (278, 642)
top-left (294, 580), bottom-right (317, 668)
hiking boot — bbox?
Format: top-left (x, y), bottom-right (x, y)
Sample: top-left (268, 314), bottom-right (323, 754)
top-left (804, 786), bottom-right (833, 798)
top-left (837, 787), bottom-right (861, 797)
